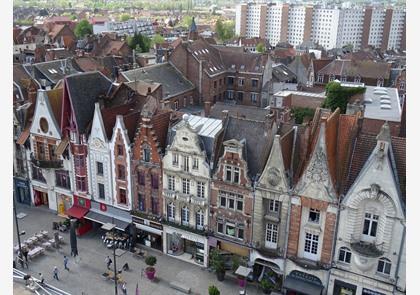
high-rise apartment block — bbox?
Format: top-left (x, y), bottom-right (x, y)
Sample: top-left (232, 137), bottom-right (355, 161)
top-left (235, 2), bottom-right (406, 50)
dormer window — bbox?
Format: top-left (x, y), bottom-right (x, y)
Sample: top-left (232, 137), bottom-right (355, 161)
top-left (363, 212), bottom-right (379, 238)
top-left (317, 74), bottom-right (324, 83)
top-left (172, 153), bottom-right (179, 166)
top-left (225, 165), bottom-right (240, 184)
top-left (329, 74), bottom-right (335, 82)
top-left (309, 208), bottom-right (320, 223)
top-left (377, 77), bottom-right (384, 87)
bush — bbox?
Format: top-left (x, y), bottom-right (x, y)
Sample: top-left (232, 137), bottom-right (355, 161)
top-left (260, 278), bottom-right (274, 290)
top-left (209, 249), bottom-right (225, 273)
top-left (145, 256), bottom-right (157, 267)
top-left (291, 107), bottom-right (315, 124)
top-left (323, 81), bottom-right (366, 113)
top-left (232, 255), bottom-right (241, 272)
top-left (208, 285), bottom-right (220, 295)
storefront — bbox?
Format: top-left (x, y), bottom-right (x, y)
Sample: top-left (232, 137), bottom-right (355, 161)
top-left (250, 249), bottom-right (285, 290)
top-left (56, 194), bottom-right (73, 217)
top-left (33, 187), bottom-right (49, 207)
top-left (361, 288), bottom-right (386, 295)
top-left (84, 201), bottom-right (132, 232)
top-left (65, 196), bottom-right (91, 236)
top-left (163, 225), bottom-right (208, 266)
top-left (132, 215), bottom-right (163, 251)
top-left (332, 280), bottom-right (357, 295)
top-left (14, 177), bottom-right (31, 205)
top-left (283, 270), bottom-right (324, 295)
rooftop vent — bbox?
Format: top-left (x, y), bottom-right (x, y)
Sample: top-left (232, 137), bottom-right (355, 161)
top-left (364, 98), bottom-right (373, 103)
top-left (380, 104), bottom-right (392, 109)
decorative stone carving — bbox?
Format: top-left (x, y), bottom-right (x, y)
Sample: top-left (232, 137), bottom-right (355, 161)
top-left (305, 150), bottom-right (329, 184)
top-left (267, 167), bottom-right (281, 186)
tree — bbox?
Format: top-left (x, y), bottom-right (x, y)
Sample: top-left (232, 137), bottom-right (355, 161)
top-left (208, 285), bottom-right (220, 295)
top-left (256, 42), bottom-right (265, 53)
top-left (120, 14), bottom-right (131, 22)
top-left (128, 32), bottom-right (151, 53)
top-left (74, 19), bottom-right (93, 39)
top-left (322, 81), bottom-right (366, 113)
top-left (215, 18), bottom-right (234, 42)
top-left (291, 107), bottom-right (315, 124)
top-left (152, 34), bottom-right (165, 45)
top-left (181, 15), bottom-right (193, 28)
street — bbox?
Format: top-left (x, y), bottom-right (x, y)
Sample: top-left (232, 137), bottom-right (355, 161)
top-left (13, 204), bottom-right (263, 295)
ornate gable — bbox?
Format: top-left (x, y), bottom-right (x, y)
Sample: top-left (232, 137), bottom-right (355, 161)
top-left (30, 90), bottom-right (61, 139)
top-left (257, 135), bottom-right (289, 194)
top-left (88, 103), bottom-right (108, 149)
top-left (295, 122), bottom-right (337, 201)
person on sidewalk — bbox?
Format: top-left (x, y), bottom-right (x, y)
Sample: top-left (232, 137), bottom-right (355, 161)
top-left (105, 256), bottom-right (112, 270)
top-left (39, 273), bottom-right (44, 285)
top-left (22, 248), bottom-right (29, 263)
top-left (53, 266), bottom-right (59, 280)
top-left (121, 282), bottom-right (127, 295)
top-left (64, 255), bottom-right (69, 271)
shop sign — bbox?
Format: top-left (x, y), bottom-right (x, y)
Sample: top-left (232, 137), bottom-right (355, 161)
top-left (362, 288), bottom-right (385, 295)
top-left (289, 270), bottom-right (323, 286)
top-left (100, 203), bottom-right (107, 211)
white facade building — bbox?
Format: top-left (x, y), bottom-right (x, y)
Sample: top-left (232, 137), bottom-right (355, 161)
top-left (287, 5), bottom-right (306, 47)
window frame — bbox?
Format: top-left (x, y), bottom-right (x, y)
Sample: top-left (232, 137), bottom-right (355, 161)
top-left (167, 202), bottom-right (175, 221)
top-left (338, 247), bottom-right (352, 264)
top-left (96, 161), bottom-right (104, 176)
top-left (98, 183), bottom-right (105, 199)
top-left (377, 257), bottom-right (391, 275)
top-left (168, 175), bottom-right (175, 191)
top-left (308, 208), bottom-right (321, 224)
top-left (265, 223), bottom-right (279, 248)
top-left (181, 206), bottom-right (190, 226)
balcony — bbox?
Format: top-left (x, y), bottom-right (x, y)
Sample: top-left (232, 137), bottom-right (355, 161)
top-left (350, 241), bottom-right (384, 258)
top-left (162, 218), bottom-right (207, 236)
top-left (31, 154), bottom-right (63, 169)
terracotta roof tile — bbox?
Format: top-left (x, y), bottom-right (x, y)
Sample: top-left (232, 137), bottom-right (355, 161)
top-left (318, 59), bottom-right (391, 79)
top-left (101, 102), bottom-right (136, 140)
top-left (151, 110), bottom-right (172, 150)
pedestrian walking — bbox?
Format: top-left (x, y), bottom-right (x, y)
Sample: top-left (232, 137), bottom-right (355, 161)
top-left (23, 274), bottom-right (31, 286)
top-left (64, 255), bottom-right (69, 271)
top-left (22, 248), bottom-right (29, 263)
top-left (53, 266), bottom-right (59, 281)
top-left (105, 256), bottom-right (112, 270)
top-left (39, 273), bottom-right (44, 285)
top-left (121, 282), bottom-right (127, 295)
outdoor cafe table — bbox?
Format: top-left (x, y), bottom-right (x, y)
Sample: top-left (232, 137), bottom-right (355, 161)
top-left (28, 247), bottom-right (44, 259)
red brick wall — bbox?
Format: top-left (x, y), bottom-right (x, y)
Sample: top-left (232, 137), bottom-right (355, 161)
top-left (287, 203), bottom-right (302, 257)
top-left (321, 212), bottom-right (336, 264)
top-left (361, 118), bottom-right (401, 137)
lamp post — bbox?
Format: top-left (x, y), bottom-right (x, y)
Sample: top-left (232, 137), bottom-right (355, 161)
top-left (102, 222), bottom-right (118, 295)
top-left (13, 188), bottom-right (25, 268)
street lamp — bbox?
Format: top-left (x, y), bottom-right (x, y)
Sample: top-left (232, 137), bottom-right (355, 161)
top-left (102, 222), bottom-right (118, 295)
top-left (13, 188), bottom-right (25, 268)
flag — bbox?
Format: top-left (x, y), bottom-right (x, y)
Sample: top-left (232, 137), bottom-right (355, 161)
top-left (135, 282), bottom-right (139, 295)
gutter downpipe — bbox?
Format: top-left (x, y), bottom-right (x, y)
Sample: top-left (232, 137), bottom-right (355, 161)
top-left (393, 223), bottom-right (406, 294)
top-left (325, 193), bottom-right (342, 295)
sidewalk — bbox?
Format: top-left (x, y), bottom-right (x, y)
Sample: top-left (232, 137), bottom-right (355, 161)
top-left (13, 204), bottom-right (263, 295)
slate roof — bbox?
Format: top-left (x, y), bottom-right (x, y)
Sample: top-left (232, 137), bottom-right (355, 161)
top-left (64, 71), bottom-right (114, 134)
top-left (46, 88), bottom-right (63, 127)
top-left (221, 116), bottom-right (276, 179)
top-left (209, 102), bottom-right (271, 122)
top-left (318, 59), bottom-right (391, 79)
top-left (272, 64), bottom-right (297, 82)
top-left (219, 50), bottom-right (268, 74)
top-left (121, 63), bottom-right (195, 100)
top-left (34, 59), bottom-right (81, 84)
top-left (13, 64), bottom-right (34, 102)
top-left (101, 102), bottom-right (136, 140)
top-left (344, 133), bottom-right (406, 201)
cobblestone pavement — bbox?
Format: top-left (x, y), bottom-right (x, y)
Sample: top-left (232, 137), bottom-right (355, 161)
top-left (13, 204), bottom-right (263, 295)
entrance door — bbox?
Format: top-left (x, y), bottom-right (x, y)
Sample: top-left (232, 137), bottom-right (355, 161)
top-left (34, 190), bottom-right (48, 206)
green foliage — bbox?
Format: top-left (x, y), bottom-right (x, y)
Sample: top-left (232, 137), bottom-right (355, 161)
top-left (209, 249), bottom-right (225, 273)
top-left (256, 42), bottom-right (265, 53)
top-left (231, 255), bottom-right (241, 272)
top-left (208, 285), bottom-right (220, 295)
top-left (145, 256), bottom-right (157, 267)
top-left (181, 15), bottom-right (193, 28)
top-left (14, 19), bottom-right (33, 26)
top-left (260, 278), bottom-right (274, 291)
top-left (152, 34), bottom-right (165, 45)
top-left (215, 18), bottom-right (234, 42)
top-left (127, 33), bottom-right (151, 53)
top-left (323, 81), bottom-right (366, 113)
top-left (120, 14), bottom-right (131, 22)
top-left (292, 107), bottom-right (315, 124)
top-left (74, 19), bottom-right (93, 39)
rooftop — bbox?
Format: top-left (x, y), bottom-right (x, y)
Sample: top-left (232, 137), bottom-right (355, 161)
top-left (362, 85), bottom-right (401, 122)
top-left (274, 90), bottom-right (326, 98)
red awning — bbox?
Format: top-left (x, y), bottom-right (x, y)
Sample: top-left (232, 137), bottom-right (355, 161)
top-left (66, 205), bottom-right (89, 219)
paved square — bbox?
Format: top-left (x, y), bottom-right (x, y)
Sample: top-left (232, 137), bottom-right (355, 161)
top-left (13, 204), bottom-right (264, 295)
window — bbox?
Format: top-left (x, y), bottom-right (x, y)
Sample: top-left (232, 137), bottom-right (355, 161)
top-left (117, 145), bottom-right (124, 156)
top-left (196, 210), bottom-right (204, 230)
top-left (304, 233), bottom-right (319, 255)
top-left (377, 258), bottom-right (391, 275)
top-left (96, 162), bottom-right (104, 176)
top-left (214, 81), bottom-right (217, 88)
top-left (172, 153), bottom-right (179, 166)
top-left (265, 223), bottom-right (278, 244)
top-left (338, 247), bottom-right (352, 263)
top-left (317, 74), bottom-right (324, 83)
top-left (227, 90), bottom-right (234, 99)
top-left (219, 191), bottom-right (243, 212)
top-left (119, 188), bottom-right (127, 204)
top-left (269, 200), bottom-right (280, 213)
top-left (329, 74), bottom-right (335, 82)
top-left (226, 223), bottom-right (236, 237)
top-left (227, 77), bottom-right (234, 86)
top-left (234, 167), bottom-right (240, 183)
top-left (399, 80), bottom-right (405, 91)
top-left (98, 183), bottom-right (105, 199)
top-left (238, 227), bottom-right (244, 239)
top-left (354, 75), bottom-right (361, 83)
top-left (32, 165), bottom-right (45, 182)
top-left (226, 166), bottom-right (232, 181)
top-left (251, 79), bottom-right (258, 88)
top-left (251, 93), bottom-right (258, 104)
top-left (36, 142), bottom-right (46, 160)
top-left (182, 178), bottom-right (190, 194)
top-left (236, 196), bottom-right (243, 211)
top-left (237, 92), bottom-right (244, 101)
top-left (193, 158), bottom-right (199, 170)
top-left (117, 165), bottom-right (126, 180)
top-left (167, 202), bottom-right (175, 221)
top-left (181, 206), bottom-right (189, 226)
top-left (151, 174), bottom-right (159, 189)
top-left (217, 222), bottom-right (224, 233)
top-left (151, 197), bottom-right (159, 215)
top-left (220, 194), bottom-right (226, 207)
top-left (76, 176), bottom-right (87, 192)
top-left (174, 101), bottom-right (179, 110)
top-left (197, 181), bottom-right (205, 198)
top-left (341, 75), bottom-right (347, 82)
top-left (309, 208), bottom-right (320, 223)
top-left (55, 170), bottom-right (70, 189)
top-left (143, 147), bottom-right (150, 162)
top-left (138, 171), bottom-right (145, 186)
top-left (363, 213), bottom-right (379, 237)
top-left (238, 78), bottom-right (244, 86)
top-left (74, 155), bottom-right (85, 169)
top-left (168, 175), bottom-right (175, 191)
top-left (377, 78), bottom-right (384, 87)
top-left (225, 165), bottom-right (240, 183)
top-left (183, 156), bottom-right (189, 172)
top-left (138, 194), bottom-right (145, 211)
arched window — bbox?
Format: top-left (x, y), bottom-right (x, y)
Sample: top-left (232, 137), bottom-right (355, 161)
top-left (196, 209), bottom-right (204, 230)
top-left (167, 202), bottom-right (175, 221)
top-left (377, 257), bottom-right (391, 275)
top-left (143, 146), bottom-right (151, 162)
top-left (338, 247), bottom-right (352, 263)
top-left (181, 206), bottom-right (189, 226)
